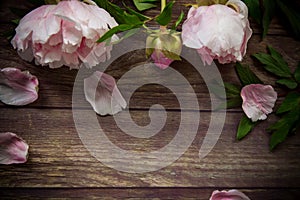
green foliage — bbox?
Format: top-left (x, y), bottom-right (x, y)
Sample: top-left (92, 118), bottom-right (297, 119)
top-left (155, 1), bottom-right (175, 26)
top-left (237, 114), bottom-right (257, 140)
top-left (268, 97), bottom-right (300, 150)
top-left (133, 0), bottom-right (157, 11)
top-left (242, 0), bottom-right (300, 40)
top-left (235, 62), bottom-right (263, 86)
top-left (171, 11), bottom-right (184, 30)
top-left (253, 46), bottom-right (292, 78)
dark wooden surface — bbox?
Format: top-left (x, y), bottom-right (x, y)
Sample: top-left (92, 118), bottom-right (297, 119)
top-left (0, 0), bottom-right (300, 199)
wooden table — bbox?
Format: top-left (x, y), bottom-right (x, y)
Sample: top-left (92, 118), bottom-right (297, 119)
top-left (1, 1), bottom-right (300, 199)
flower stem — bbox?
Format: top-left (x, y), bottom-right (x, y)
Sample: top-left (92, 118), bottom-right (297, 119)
top-left (161, 0), bottom-right (166, 12)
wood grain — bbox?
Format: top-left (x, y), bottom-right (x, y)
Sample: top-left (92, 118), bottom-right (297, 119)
top-left (0, 0), bottom-right (300, 198)
top-left (0, 108), bottom-right (299, 188)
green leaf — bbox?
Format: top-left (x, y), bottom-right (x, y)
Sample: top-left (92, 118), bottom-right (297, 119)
top-left (235, 62), bottom-right (263, 86)
top-left (162, 50), bottom-right (181, 61)
top-left (267, 46), bottom-right (290, 72)
top-left (242, 0), bottom-right (262, 24)
top-left (262, 0), bottom-right (276, 38)
top-left (224, 82), bottom-right (242, 98)
top-left (294, 62), bottom-right (300, 83)
top-left (216, 97), bottom-right (242, 110)
top-left (253, 49), bottom-right (292, 78)
top-left (133, 0), bottom-right (157, 11)
top-left (276, 78), bottom-right (298, 89)
top-left (276, 0), bottom-right (300, 40)
top-left (270, 127), bottom-right (290, 150)
top-left (94, 0), bottom-right (143, 25)
top-left (276, 92), bottom-right (300, 114)
top-left (269, 106), bottom-right (300, 150)
top-left (123, 3), bottom-right (152, 22)
top-left (237, 114), bottom-right (257, 140)
top-left (156, 1), bottom-right (175, 26)
top-left (111, 28), bottom-right (140, 45)
top-left (97, 24), bottom-right (138, 43)
top-left (171, 11), bottom-right (184, 30)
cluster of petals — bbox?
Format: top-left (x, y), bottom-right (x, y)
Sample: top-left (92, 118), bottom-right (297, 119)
top-left (11, 0), bottom-right (118, 69)
top-left (182, 0), bottom-right (252, 65)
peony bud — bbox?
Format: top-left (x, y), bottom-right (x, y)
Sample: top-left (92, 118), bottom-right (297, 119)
top-left (146, 28), bottom-right (182, 69)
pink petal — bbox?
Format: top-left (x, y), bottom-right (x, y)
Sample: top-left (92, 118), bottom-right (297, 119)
top-left (0, 132), bottom-right (29, 165)
top-left (151, 50), bottom-right (173, 69)
top-left (241, 84), bottom-right (277, 122)
top-left (210, 189), bottom-right (251, 200)
top-left (84, 71), bottom-right (127, 116)
top-left (0, 68), bottom-right (39, 106)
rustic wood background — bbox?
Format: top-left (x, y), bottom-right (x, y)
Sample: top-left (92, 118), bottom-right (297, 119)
top-left (0, 0), bottom-right (300, 199)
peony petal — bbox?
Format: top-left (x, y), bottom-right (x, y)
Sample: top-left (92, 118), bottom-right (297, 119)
top-left (84, 71), bottom-right (127, 116)
top-left (210, 189), bottom-right (251, 200)
top-left (241, 84), bottom-right (277, 122)
top-left (0, 132), bottom-right (29, 165)
top-left (0, 68), bottom-right (39, 106)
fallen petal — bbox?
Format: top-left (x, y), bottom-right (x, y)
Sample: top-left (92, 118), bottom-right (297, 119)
top-left (0, 132), bottom-right (29, 165)
top-left (0, 68), bottom-right (39, 106)
top-left (210, 189), bottom-right (251, 200)
top-left (84, 71), bottom-right (127, 116)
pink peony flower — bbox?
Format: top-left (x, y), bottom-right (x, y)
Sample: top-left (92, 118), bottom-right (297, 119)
top-left (150, 50), bottom-right (173, 69)
top-left (181, 0), bottom-right (252, 65)
top-left (84, 71), bottom-right (127, 116)
top-left (241, 84), bottom-right (277, 122)
top-left (0, 67), bottom-right (38, 106)
top-left (0, 132), bottom-right (29, 165)
top-left (11, 0), bottom-right (118, 69)
top-left (209, 189), bottom-right (251, 200)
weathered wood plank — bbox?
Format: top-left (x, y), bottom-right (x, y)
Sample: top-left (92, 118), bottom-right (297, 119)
top-left (0, 188), bottom-right (299, 200)
top-left (0, 108), bottom-right (299, 187)
top-left (0, 32), bottom-right (299, 109)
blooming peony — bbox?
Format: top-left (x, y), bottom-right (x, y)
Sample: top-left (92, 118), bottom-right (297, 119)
top-left (241, 84), bottom-right (277, 122)
top-left (181, 0), bottom-right (252, 65)
top-left (84, 71), bottom-right (127, 116)
top-left (0, 68), bottom-right (38, 106)
top-left (209, 189), bottom-right (251, 200)
top-left (11, 0), bottom-right (118, 69)
top-left (0, 132), bottom-right (29, 165)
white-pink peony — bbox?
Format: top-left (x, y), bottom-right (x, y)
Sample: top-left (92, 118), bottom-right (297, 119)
top-left (0, 68), bottom-right (38, 106)
top-left (11, 0), bottom-right (118, 69)
top-left (209, 189), bottom-right (251, 200)
top-left (181, 0), bottom-right (252, 65)
top-left (0, 132), bottom-right (29, 165)
top-left (84, 71), bottom-right (127, 116)
top-left (241, 84), bottom-right (277, 122)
